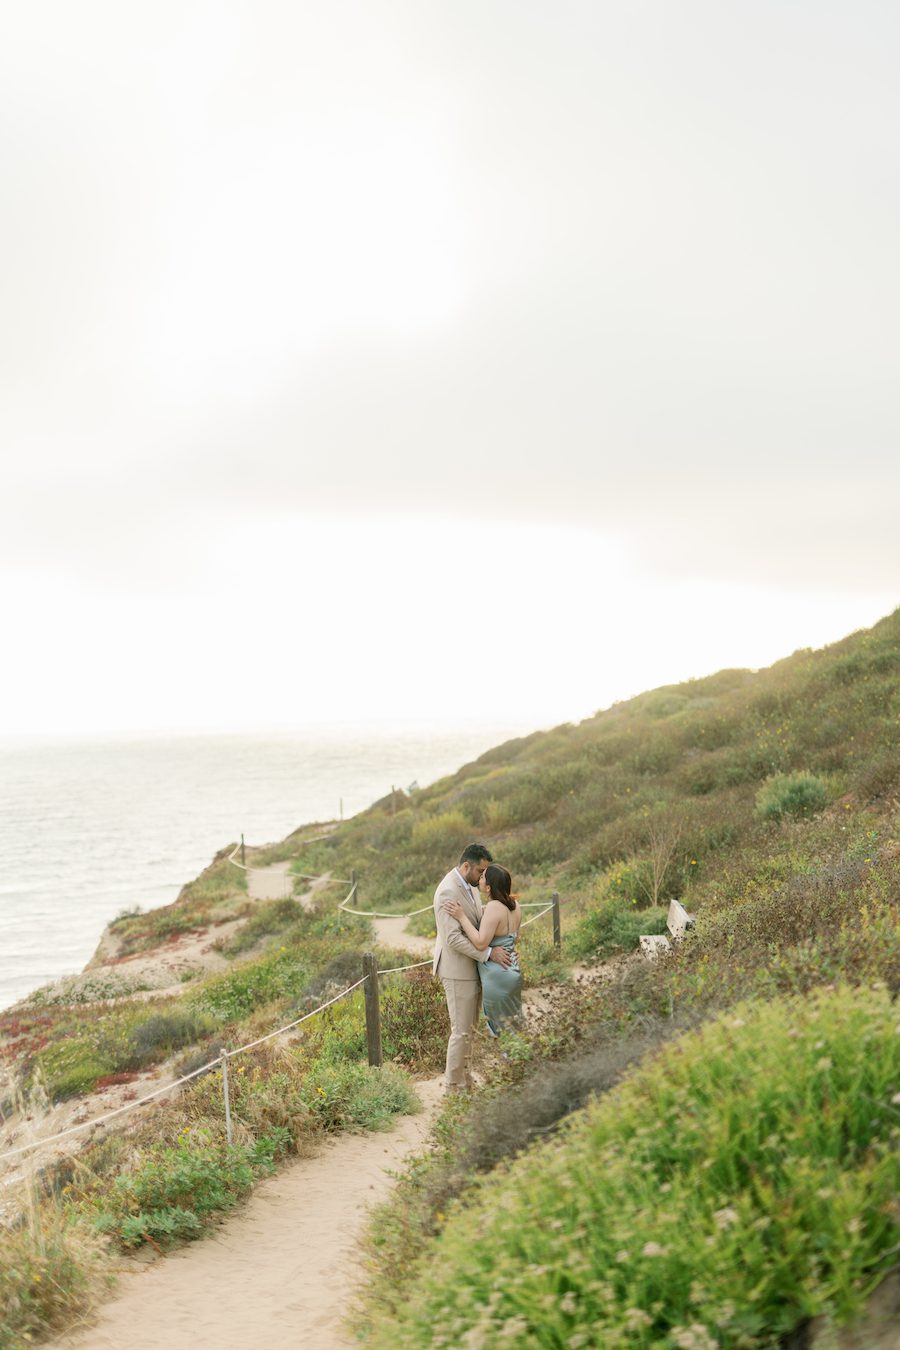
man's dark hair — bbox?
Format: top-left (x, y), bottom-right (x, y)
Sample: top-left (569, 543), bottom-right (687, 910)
top-left (459, 843), bottom-right (493, 866)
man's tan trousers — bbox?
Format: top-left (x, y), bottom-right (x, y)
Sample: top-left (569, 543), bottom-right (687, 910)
top-left (440, 977), bottom-right (481, 1089)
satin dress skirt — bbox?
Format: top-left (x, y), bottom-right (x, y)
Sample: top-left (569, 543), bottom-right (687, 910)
top-left (478, 934), bottom-right (522, 1035)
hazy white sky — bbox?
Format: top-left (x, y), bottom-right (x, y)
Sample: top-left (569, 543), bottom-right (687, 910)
top-left (2, 1), bottom-right (897, 736)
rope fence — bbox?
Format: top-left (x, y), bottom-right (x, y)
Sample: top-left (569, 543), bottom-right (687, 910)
top-left (226, 834), bottom-right (347, 881)
top-left (0, 861), bottom-right (560, 1168)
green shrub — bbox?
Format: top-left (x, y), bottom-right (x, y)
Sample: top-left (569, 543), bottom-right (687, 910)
top-left (569, 896), bottom-right (669, 960)
top-left (380, 972), bottom-right (449, 1072)
top-left (190, 950), bottom-right (311, 1023)
top-left (409, 810), bottom-right (473, 856)
top-left (216, 897), bottom-right (301, 956)
top-left (125, 1009), bottom-right (217, 1067)
top-left (306, 991), bottom-right (369, 1065)
top-left (367, 985), bottom-right (900, 1348)
top-left (299, 950), bottom-right (369, 1006)
top-left (756, 771), bottom-right (830, 821)
top-left (92, 1132), bottom-right (288, 1249)
top-left (300, 1061), bottom-right (417, 1133)
top-left (37, 1039), bottom-right (110, 1101)
top-left (641, 692), bottom-right (690, 718)
top-left (357, 1014), bottom-right (684, 1332)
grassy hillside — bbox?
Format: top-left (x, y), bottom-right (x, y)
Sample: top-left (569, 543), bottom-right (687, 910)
top-left (344, 609), bottom-right (899, 1348)
top-left (293, 608), bottom-right (898, 994)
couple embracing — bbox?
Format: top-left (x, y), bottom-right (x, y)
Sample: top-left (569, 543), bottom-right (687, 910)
top-left (432, 843), bottom-right (523, 1093)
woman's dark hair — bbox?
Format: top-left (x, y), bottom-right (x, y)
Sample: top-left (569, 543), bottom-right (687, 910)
top-left (484, 863), bottom-right (515, 911)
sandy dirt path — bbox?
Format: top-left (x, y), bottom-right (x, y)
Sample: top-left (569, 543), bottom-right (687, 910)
top-left (371, 914), bottom-right (433, 959)
top-left (52, 1079), bottom-right (442, 1350)
top-left (247, 860), bottom-right (295, 900)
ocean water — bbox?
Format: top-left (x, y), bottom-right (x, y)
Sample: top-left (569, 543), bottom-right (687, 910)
top-left (0, 723), bottom-right (524, 1011)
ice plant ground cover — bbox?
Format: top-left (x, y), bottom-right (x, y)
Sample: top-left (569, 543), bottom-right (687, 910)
top-left (364, 986), bottom-right (899, 1349)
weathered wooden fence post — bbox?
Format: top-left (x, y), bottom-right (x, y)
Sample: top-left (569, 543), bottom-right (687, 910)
top-left (363, 953), bottom-right (383, 1068)
top-left (240, 833), bottom-right (245, 866)
top-left (222, 1050), bottom-right (233, 1145)
top-left (350, 868), bottom-right (358, 904)
top-left (552, 892), bottom-right (561, 950)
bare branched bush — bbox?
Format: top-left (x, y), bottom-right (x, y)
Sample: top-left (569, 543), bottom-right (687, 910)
top-left (636, 812), bottom-right (683, 908)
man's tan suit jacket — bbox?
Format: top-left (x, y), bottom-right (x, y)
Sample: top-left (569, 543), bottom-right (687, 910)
top-left (432, 868), bottom-right (491, 981)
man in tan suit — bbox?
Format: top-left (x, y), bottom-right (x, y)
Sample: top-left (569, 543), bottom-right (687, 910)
top-left (433, 843), bottom-right (512, 1092)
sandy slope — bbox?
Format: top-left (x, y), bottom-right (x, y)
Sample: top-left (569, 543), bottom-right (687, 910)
top-left (51, 1079), bottom-right (442, 1350)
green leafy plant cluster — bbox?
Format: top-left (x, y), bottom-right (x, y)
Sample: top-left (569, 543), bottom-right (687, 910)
top-left (569, 895), bottom-right (669, 960)
top-left (92, 1131), bottom-right (289, 1248)
top-left (380, 972), bottom-right (449, 1071)
top-left (188, 948), bottom-right (312, 1023)
top-left (214, 897), bottom-right (302, 956)
top-left (301, 1061), bottom-right (417, 1133)
top-left (303, 974), bottom-right (449, 1073)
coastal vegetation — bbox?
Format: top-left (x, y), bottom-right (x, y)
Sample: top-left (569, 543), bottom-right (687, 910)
top-left (0, 608), bottom-right (897, 1347)
top-left (366, 987), bottom-right (899, 1348)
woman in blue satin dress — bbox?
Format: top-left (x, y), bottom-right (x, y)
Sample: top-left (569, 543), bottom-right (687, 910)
top-left (447, 863), bottom-right (522, 1036)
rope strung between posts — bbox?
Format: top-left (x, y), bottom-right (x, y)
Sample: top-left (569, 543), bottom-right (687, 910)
top-left (0, 976), bottom-right (367, 1165)
top-left (226, 977), bottom-right (367, 1058)
top-left (226, 835), bottom-right (344, 878)
top-left (226, 842), bottom-right (249, 872)
top-left (339, 896), bottom-right (433, 918)
top-left (0, 1058), bottom-right (224, 1164)
top-left (520, 904), bottom-right (555, 928)
top-left (230, 834), bottom-right (550, 919)
top-left (340, 896), bottom-right (549, 919)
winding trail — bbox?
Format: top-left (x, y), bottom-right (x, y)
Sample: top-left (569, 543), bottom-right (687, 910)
top-left (246, 860), bottom-right (296, 900)
top-left (371, 913), bottom-right (433, 959)
top-left (53, 1081), bottom-right (442, 1350)
top-left (49, 875), bottom-right (441, 1350)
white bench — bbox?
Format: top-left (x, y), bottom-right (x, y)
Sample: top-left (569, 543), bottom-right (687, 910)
top-left (639, 899), bottom-right (695, 959)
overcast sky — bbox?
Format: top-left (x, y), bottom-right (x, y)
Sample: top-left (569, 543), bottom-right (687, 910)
top-left (2, 1), bottom-right (897, 737)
